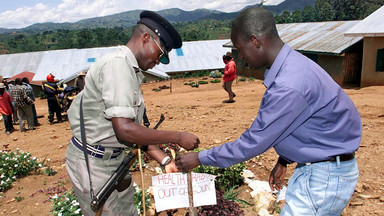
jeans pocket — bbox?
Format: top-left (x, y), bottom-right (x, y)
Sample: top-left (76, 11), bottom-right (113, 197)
top-left (329, 171), bottom-right (358, 214)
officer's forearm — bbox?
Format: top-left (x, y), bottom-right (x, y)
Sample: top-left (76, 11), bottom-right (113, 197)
top-left (112, 117), bottom-right (181, 146)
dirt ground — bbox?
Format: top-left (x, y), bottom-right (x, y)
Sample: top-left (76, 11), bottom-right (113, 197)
top-left (0, 76), bottom-right (383, 215)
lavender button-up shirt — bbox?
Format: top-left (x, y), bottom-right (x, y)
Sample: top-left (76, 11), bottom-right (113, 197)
top-left (199, 44), bottom-right (361, 168)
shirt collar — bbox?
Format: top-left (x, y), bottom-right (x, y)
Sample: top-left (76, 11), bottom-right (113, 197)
top-left (117, 45), bottom-right (145, 82)
top-left (263, 43), bottom-right (292, 88)
top-left (118, 45), bottom-right (139, 70)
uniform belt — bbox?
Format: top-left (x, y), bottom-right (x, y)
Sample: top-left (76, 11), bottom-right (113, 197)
top-left (305, 152), bottom-right (355, 165)
top-left (71, 136), bottom-right (123, 159)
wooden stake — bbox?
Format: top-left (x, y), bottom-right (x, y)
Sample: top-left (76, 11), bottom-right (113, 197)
top-left (187, 172), bottom-right (198, 216)
top-left (138, 149), bottom-right (146, 216)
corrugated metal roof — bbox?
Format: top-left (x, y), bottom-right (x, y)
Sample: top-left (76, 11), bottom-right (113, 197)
top-left (224, 20), bottom-right (363, 55)
top-left (33, 47), bottom-right (118, 81)
top-left (345, 5), bottom-right (384, 37)
top-left (1, 39), bottom-right (231, 81)
top-left (0, 51), bottom-right (44, 78)
top-left (152, 39), bottom-right (231, 74)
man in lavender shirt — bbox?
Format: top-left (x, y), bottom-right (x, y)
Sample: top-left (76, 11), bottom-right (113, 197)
top-left (176, 7), bottom-right (361, 216)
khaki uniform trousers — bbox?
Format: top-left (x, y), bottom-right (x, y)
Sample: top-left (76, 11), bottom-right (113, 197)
top-left (65, 141), bottom-right (138, 216)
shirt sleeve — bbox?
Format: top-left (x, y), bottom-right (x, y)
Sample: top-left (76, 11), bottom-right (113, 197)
top-left (198, 85), bottom-right (309, 168)
top-left (22, 89), bottom-right (34, 105)
top-left (100, 57), bottom-right (137, 120)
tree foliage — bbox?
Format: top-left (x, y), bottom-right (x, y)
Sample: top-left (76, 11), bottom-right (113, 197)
top-left (275, 0), bottom-right (384, 23)
top-left (0, 0), bottom-right (383, 53)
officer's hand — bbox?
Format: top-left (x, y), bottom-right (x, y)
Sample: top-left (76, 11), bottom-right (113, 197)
top-left (164, 161), bottom-right (178, 173)
top-left (175, 152), bottom-right (201, 173)
top-left (269, 161), bottom-right (286, 191)
top-left (177, 132), bottom-right (199, 151)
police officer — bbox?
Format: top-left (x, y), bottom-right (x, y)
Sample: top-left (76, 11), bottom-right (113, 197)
top-left (65, 11), bottom-right (200, 216)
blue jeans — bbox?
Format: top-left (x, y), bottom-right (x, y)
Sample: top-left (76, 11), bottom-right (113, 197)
top-left (281, 158), bottom-right (358, 216)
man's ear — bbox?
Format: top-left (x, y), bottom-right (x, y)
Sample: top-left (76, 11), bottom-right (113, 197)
top-left (250, 35), bottom-right (261, 49)
top-left (142, 32), bottom-right (150, 43)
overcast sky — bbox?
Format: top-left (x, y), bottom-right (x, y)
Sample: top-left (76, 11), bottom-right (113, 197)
top-left (0, 0), bottom-right (284, 29)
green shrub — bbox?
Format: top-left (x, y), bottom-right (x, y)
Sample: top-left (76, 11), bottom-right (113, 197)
top-left (209, 70), bottom-right (222, 78)
top-left (239, 77), bottom-right (246, 82)
top-left (0, 148), bottom-right (43, 192)
top-left (184, 82), bottom-right (195, 86)
top-left (171, 70), bottom-right (210, 79)
top-left (249, 77), bottom-right (255, 81)
top-left (198, 81), bottom-right (209, 84)
top-left (133, 183), bottom-right (152, 214)
top-left (51, 184), bottom-right (150, 215)
top-left (210, 79), bottom-right (221, 83)
top-left (192, 149), bottom-right (245, 192)
top-left (51, 190), bottom-right (82, 215)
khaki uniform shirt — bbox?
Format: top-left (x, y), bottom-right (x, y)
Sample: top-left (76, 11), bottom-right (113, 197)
top-left (68, 46), bottom-right (145, 148)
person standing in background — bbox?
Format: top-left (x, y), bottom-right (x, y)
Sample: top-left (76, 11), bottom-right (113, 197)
top-left (222, 51), bottom-right (237, 103)
top-left (11, 78), bottom-right (34, 132)
top-left (74, 71), bottom-right (86, 91)
top-left (22, 77), bottom-right (40, 126)
top-left (42, 74), bottom-right (62, 124)
top-left (4, 79), bottom-right (19, 125)
top-left (0, 83), bottom-right (13, 135)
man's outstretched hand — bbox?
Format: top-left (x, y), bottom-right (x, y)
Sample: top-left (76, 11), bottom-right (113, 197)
top-left (269, 161), bottom-right (287, 191)
top-left (178, 133), bottom-right (200, 151)
top-left (175, 152), bottom-right (201, 172)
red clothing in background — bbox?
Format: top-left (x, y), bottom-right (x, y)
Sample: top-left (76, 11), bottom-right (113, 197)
top-left (0, 92), bottom-right (13, 115)
top-left (223, 59), bottom-right (236, 82)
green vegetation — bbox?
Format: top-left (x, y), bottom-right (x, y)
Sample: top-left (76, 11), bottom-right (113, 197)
top-left (51, 184), bottom-right (150, 216)
top-left (133, 183), bottom-right (152, 215)
top-left (209, 70), bottom-right (222, 78)
top-left (14, 196), bottom-right (25, 202)
top-left (274, 0), bottom-right (384, 23)
top-left (51, 190), bottom-right (82, 216)
top-left (1, 0), bottom-right (383, 54)
top-left (210, 79), bottom-right (221, 83)
top-left (193, 161), bottom-right (245, 192)
top-left (198, 80), bottom-right (209, 84)
top-left (0, 148), bottom-right (43, 192)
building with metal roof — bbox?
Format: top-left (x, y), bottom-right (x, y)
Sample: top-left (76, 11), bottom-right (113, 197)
top-left (345, 6), bottom-right (384, 37)
top-left (152, 39), bottom-right (230, 75)
top-left (224, 20), bottom-right (364, 86)
top-left (345, 5), bottom-right (384, 87)
top-left (0, 39), bottom-right (231, 84)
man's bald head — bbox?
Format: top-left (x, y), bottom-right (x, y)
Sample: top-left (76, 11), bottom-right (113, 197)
top-left (232, 7), bottom-right (279, 40)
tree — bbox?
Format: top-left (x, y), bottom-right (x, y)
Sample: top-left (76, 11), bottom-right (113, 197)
top-left (76, 29), bottom-right (93, 48)
top-left (291, 10), bottom-right (302, 23)
top-left (276, 10), bottom-right (292, 24)
top-left (301, 5), bottom-right (315, 22)
top-left (315, 0), bottom-right (335, 21)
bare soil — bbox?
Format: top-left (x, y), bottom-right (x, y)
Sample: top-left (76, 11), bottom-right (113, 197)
top-left (0, 77), bottom-right (383, 215)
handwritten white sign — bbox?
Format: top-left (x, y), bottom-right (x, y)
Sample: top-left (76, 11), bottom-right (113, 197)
top-left (152, 172), bottom-right (216, 212)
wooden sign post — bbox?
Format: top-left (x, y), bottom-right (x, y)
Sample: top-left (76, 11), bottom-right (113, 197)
top-left (187, 172), bottom-right (198, 216)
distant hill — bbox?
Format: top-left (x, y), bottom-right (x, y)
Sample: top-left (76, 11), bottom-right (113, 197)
top-left (0, 0), bottom-right (315, 34)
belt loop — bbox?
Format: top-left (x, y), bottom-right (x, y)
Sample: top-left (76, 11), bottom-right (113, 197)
top-left (103, 148), bottom-right (113, 160)
top-left (336, 156), bottom-right (341, 168)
